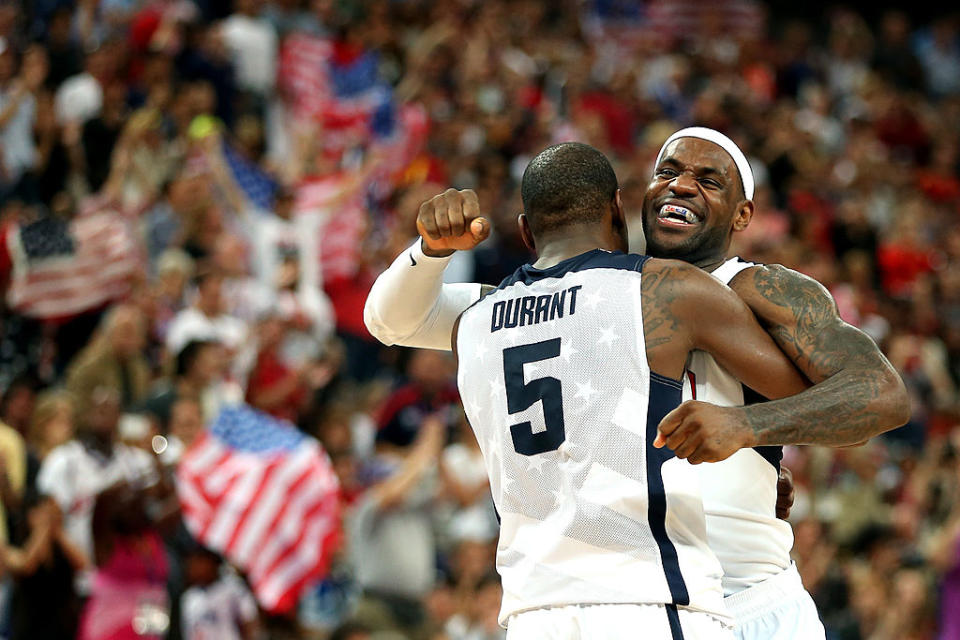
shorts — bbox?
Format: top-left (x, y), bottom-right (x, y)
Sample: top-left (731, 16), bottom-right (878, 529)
top-left (506, 603), bottom-right (734, 639)
top-left (726, 563), bottom-right (826, 640)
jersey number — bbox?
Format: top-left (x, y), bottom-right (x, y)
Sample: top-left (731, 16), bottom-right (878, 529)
top-left (503, 338), bottom-right (566, 455)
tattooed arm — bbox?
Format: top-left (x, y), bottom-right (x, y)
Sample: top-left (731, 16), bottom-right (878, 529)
top-left (641, 259), bottom-right (808, 399)
top-left (728, 264), bottom-right (910, 447)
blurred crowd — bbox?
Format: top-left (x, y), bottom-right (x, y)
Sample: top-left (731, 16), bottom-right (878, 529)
top-left (0, 0), bottom-right (959, 638)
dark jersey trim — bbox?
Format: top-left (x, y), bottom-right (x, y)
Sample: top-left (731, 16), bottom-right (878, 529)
top-left (742, 386), bottom-right (784, 472)
top-left (495, 249), bottom-right (649, 291)
top-left (646, 375), bottom-right (691, 606)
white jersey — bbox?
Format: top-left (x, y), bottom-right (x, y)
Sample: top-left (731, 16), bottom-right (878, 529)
top-left (455, 250), bottom-right (727, 627)
top-left (683, 257), bottom-right (794, 596)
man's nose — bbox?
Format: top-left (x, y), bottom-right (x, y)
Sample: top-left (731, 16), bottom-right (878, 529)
top-left (669, 173), bottom-right (698, 196)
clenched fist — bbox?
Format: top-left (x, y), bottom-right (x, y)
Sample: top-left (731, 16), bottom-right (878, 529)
top-left (416, 188), bottom-right (491, 256)
top-left (654, 401), bottom-right (757, 464)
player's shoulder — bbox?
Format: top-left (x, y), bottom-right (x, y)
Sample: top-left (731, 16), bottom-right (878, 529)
top-left (728, 262), bottom-right (833, 300)
top-left (728, 262), bottom-right (839, 326)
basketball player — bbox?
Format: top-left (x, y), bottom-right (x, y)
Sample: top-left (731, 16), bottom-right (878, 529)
top-left (364, 130), bottom-right (909, 638)
top-left (454, 142), bottom-right (808, 638)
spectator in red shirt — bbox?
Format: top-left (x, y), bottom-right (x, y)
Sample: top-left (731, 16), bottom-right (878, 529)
top-left (245, 311), bottom-right (334, 423)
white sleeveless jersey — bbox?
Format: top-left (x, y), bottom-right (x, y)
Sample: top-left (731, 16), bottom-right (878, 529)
top-left (683, 257), bottom-right (794, 596)
top-left (455, 250), bottom-right (728, 626)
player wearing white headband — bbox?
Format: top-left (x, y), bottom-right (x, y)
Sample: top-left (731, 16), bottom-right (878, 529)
top-left (364, 128), bottom-right (909, 639)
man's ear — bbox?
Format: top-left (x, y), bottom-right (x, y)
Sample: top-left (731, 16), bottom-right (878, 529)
top-left (518, 213), bottom-right (536, 253)
top-left (732, 199), bottom-right (754, 232)
top-left (613, 189), bottom-right (627, 228)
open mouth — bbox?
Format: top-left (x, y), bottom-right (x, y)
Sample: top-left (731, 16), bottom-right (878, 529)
top-left (656, 203), bottom-right (700, 228)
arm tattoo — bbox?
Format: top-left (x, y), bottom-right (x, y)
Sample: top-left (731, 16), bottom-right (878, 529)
top-left (641, 263), bottom-right (685, 353)
top-left (741, 265), bottom-right (909, 446)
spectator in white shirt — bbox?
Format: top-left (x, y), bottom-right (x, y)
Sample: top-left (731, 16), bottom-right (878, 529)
top-left (219, 0), bottom-right (278, 97)
top-left (0, 43), bottom-right (47, 195)
top-left (53, 41), bottom-right (115, 126)
top-left (181, 545), bottom-right (259, 640)
top-left (166, 268), bottom-right (249, 357)
top-left (36, 387), bottom-right (159, 591)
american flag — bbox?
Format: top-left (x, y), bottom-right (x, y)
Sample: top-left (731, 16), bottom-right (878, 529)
top-left (3, 197), bottom-right (140, 320)
top-left (222, 139), bottom-right (278, 211)
top-left (278, 34), bottom-right (396, 151)
top-left (177, 405), bottom-right (341, 614)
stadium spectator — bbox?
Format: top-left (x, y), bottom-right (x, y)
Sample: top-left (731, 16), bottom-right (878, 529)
top-left (180, 544), bottom-right (259, 640)
top-left (27, 390), bottom-right (76, 468)
top-left (78, 481), bottom-right (169, 640)
top-left (377, 350), bottom-right (459, 449)
top-left (0, 43), bottom-right (48, 200)
top-left (4, 494), bottom-right (85, 639)
top-left (65, 304), bottom-right (150, 415)
top-left (36, 387), bottom-right (159, 586)
top-left (348, 414), bottom-right (444, 639)
top-left (142, 338), bottom-right (237, 427)
top-left (0, 374), bottom-right (36, 438)
top-left (165, 268), bottom-right (248, 357)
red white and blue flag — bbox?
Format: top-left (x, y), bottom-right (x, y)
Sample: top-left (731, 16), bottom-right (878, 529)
top-left (279, 34), bottom-right (396, 149)
top-left (2, 197), bottom-right (140, 320)
top-left (177, 405), bottom-right (341, 614)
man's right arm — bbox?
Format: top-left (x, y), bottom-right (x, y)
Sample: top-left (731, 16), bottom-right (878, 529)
top-left (363, 189), bottom-right (492, 351)
top-left (363, 238), bottom-right (483, 350)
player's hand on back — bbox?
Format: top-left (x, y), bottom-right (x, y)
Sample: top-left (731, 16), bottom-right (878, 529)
top-left (654, 400), bottom-right (757, 464)
top-left (776, 466), bottom-right (794, 520)
top-left (417, 188), bottom-right (491, 257)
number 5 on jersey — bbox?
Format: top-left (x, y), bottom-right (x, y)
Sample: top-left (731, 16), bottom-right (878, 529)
top-left (504, 338), bottom-right (566, 455)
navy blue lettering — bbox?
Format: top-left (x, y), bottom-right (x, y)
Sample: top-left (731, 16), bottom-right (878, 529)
top-left (534, 295), bottom-right (551, 324)
top-left (491, 301), bottom-right (506, 332)
top-left (520, 296), bottom-right (536, 326)
top-left (550, 290), bottom-right (566, 320)
top-left (503, 298), bottom-right (520, 329)
top-left (568, 285), bottom-right (583, 314)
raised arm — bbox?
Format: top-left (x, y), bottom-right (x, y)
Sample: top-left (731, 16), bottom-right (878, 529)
top-left (727, 264), bottom-right (909, 447)
top-left (363, 189), bottom-right (492, 350)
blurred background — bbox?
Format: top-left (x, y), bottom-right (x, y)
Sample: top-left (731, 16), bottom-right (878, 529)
top-left (0, 0), bottom-right (959, 638)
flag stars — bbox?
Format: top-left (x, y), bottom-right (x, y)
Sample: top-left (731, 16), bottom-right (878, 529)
top-left (488, 376), bottom-right (503, 400)
top-left (503, 331), bottom-right (521, 346)
top-left (560, 339), bottom-right (579, 363)
top-left (597, 326), bottom-right (619, 348)
top-left (550, 487), bottom-right (564, 508)
top-left (575, 380), bottom-right (598, 402)
top-left (528, 453), bottom-right (550, 473)
top-left (473, 340), bottom-right (489, 364)
top-left (582, 290), bottom-right (605, 311)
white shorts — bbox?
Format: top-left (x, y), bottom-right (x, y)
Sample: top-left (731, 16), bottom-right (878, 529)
top-left (726, 563), bottom-right (826, 640)
top-left (506, 603), bottom-right (734, 640)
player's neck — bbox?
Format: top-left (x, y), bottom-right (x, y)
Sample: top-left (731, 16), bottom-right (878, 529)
top-left (693, 254), bottom-right (729, 273)
top-left (532, 230), bottom-right (622, 269)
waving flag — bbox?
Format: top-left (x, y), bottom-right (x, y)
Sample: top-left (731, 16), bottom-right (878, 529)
top-left (278, 34), bottom-right (395, 150)
top-left (3, 198), bottom-right (140, 320)
top-left (177, 406), bottom-right (341, 614)
top-left (222, 140), bottom-right (278, 210)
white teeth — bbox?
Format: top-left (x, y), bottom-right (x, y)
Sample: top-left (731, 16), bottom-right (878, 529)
top-left (659, 204), bottom-right (698, 224)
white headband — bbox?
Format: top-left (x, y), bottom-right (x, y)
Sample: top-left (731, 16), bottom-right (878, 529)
top-left (655, 127), bottom-right (754, 200)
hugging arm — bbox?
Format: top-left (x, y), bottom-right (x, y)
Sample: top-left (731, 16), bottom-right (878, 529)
top-left (729, 265), bottom-right (910, 447)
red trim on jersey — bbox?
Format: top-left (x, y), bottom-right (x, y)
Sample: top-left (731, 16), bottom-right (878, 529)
top-left (686, 371), bottom-right (697, 399)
